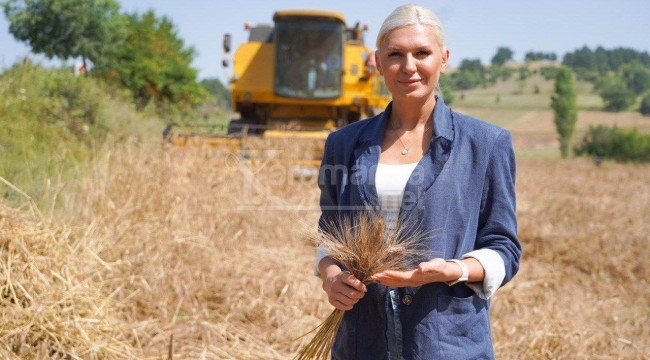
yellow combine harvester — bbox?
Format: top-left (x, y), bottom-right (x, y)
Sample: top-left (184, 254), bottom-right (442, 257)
top-left (165, 9), bottom-right (391, 167)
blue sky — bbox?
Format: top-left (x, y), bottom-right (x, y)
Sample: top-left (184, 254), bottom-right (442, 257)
top-left (1, 0), bottom-right (649, 82)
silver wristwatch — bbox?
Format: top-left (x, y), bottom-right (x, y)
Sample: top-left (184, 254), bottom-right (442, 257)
top-left (446, 259), bottom-right (469, 286)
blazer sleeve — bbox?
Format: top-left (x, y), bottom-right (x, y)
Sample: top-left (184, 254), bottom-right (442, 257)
top-left (476, 130), bottom-right (521, 286)
top-left (314, 134), bottom-right (339, 276)
top-left (317, 133), bottom-right (339, 233)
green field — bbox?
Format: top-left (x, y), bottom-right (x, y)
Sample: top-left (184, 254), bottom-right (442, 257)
top-left (450, 71), bottom-right (650, 159)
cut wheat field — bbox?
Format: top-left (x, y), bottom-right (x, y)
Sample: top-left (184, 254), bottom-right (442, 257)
top-left (1, 140), bottom-right (648, 359)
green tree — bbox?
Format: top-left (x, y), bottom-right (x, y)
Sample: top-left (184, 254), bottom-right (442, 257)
top-left (200, 77), bottom-right (230, 107)
top-left (450, 58), bottom-right (484, 90)
top-left (438, 75), bottom-right (455, 105)
top-left (450, 71), bottom-right (479, 90)
top-left (491, 47), bottom-right (514, 67)
top-left (486, 66), bottom-right (514, 85)
top-left (540, 66), bottom-right (559, 80)
top-left (3, 0), bottom-right (124, 69)
top-left (95, 10), bottom-right (205, 108)
top-left (524, 51), bottom-right (557, 62)
top-left (563, 46), bottom-right (595, 72)
top-left (593, 46), bottom-right (611, 73)
top-left (597, 76), bottom-right (635, 112)
top-left (459, 59), bottom-right (484, 74)
top-left (620, 62), bottom-right (650, 95)
top-left (563, 46), bottom-right (650, 81)
top-left (550, 67), bottom-right (578, 158)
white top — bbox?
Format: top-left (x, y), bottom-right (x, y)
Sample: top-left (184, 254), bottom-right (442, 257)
top-left (375, 162), bottom-right (419, 234)
top-left (314, 162), bottom-right (507, 300)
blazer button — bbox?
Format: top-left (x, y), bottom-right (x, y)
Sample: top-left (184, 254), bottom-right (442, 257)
top-left (402, 294), bottom-right (412, 305)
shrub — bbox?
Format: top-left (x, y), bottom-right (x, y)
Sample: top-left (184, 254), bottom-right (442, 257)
top-left (450, 70), bottom-right (481, 90)
top-left (597, 76), bottom-right (635, 112)
top-left (0, 62), bottom-right (156, 205)
top-left (40, 67), bottom-right (106, 142)
top-left (619, 61), bottom-right (650, 95)
top-left (574, 125), bottom-right (650, 162)
top-left (540, 66), bottom-right (559, 80)
top-left (640, 93), bottom-right (650, 116)
top-left (438, 75), bottom-right (455, 105)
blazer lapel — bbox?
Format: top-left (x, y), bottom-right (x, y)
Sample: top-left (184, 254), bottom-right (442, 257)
top-left (350, 104), bottom-right (391, 211)
top-left (400, 97), bottom-right (455, 220)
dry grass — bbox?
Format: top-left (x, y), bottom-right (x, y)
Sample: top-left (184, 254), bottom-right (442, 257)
top-left (491, 159), bottom-right (650, 359)
top-left (0, 194), bottom-right (135, 358)
top-left (1, 144), bottom-right (649, 359)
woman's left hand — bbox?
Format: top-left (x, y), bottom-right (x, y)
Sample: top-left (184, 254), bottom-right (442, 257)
top-left (370, 258), bottom-right (457, 287)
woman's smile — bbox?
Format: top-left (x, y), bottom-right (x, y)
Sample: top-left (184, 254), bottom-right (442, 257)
top-left (399, 78), bottom-right (422, 85)
top-left (397, 79), bottom-right (423, 92)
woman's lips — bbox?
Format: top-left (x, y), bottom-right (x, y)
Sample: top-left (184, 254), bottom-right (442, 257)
top-left (399, 79), bottom-right (421, 84)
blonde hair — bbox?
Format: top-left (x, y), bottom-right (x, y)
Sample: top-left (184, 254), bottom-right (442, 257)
top-left (376, 4), bottom-right (445, 50)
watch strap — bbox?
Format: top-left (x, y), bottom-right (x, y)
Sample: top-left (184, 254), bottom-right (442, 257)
top-left (446, 259), bottom-right (469, 286)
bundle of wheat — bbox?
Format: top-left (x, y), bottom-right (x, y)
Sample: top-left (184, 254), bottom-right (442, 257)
top-left (295, 212), bottom-right (427, 360)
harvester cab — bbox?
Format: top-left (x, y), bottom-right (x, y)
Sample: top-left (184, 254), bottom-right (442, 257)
top-left (164, 10), bottom-right (390, 168)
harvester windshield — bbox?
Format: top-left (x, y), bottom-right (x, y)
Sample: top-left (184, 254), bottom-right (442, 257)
top-left (275, 19), bottom-right (343, 99)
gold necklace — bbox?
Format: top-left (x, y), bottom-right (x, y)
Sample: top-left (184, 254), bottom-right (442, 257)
top-left (396, 122), bottom-right (431, 155)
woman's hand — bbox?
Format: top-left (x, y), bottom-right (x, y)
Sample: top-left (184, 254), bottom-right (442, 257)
top-left (370, 258), bottom-right (461, 288)
top-left (319, 257), bottom-right (367, 311)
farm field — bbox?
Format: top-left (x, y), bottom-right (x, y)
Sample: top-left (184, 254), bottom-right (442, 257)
top-left (1, 69), bottom-right (649, 359)
top-left (2, 144), bottom-right (648, 359)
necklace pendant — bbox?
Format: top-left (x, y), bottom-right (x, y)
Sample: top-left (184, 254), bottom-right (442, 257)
top-left (401, 148), bottom-right (409, 155)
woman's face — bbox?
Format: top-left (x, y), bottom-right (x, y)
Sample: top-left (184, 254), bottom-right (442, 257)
top-left (375, 24), bottom-right (449, 101)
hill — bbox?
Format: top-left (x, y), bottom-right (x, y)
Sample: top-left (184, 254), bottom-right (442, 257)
top-left (450, 69), bottom-right (650, 158)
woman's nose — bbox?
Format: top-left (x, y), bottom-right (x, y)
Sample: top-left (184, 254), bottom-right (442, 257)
top-left (402, 53), bottom-right (417, 74)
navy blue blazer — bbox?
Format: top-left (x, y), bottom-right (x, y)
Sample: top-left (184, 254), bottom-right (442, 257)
top-left (317, 97), bottom-right (521, 359)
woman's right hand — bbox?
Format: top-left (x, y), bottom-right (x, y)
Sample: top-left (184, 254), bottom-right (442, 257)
top-left (319, 257), bottom-right (367, 311)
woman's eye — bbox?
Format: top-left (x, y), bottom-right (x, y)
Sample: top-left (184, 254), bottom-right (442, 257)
top-left (416, 51), bottom-right (431, 57)
top-left (388, 52), bottom-right (401, 57)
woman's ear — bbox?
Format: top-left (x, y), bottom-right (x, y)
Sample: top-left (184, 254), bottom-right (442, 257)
top-left (375, 50), bottom-right (383, 75)
top-left (440, 48), bottom-right (450, 74)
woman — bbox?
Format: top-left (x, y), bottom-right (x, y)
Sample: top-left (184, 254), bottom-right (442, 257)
top-left (315, 4), bottom-right (521, 359)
